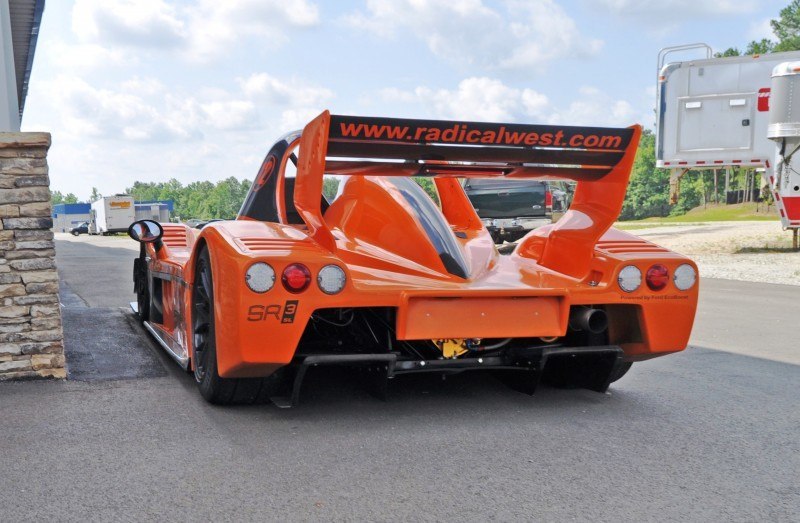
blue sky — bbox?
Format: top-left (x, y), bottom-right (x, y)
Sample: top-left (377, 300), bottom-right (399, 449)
top-left (21, 0), bottom-right (787, 200)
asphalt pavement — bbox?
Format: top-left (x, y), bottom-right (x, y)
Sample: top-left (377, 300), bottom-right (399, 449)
top-left (0, 234), bottom-right (798, 521)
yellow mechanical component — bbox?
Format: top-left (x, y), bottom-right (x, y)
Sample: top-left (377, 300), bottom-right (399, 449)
top-left (433, 339), bottom-right (469, 358)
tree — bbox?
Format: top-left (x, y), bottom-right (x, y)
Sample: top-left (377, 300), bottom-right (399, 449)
top-left (620, 130), bottom-right (671, 220)
top-left (90, 187), bottom-right (102, 202)
top-left (670, 172), bottom-right (703, 216)
top-left (414, 178), bottom-right (439, 202)
top-left (746, 38), bottom-right (775, 55)
top-left (718, 2), bottom-right (800, 57)
top-left (322, 177), bottom-right (340, 201)
top-left (714, 47), bottom-right (741, 58)
top-left (772, 0), bottom-right (800, 52)
top-left (51, 191), bottom-right (79, 205)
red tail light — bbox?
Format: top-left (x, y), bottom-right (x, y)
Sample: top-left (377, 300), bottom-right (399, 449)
top-left (282, 263), bottom-right (311, 293)
top-left (545, 187), bottom-right (553, 208)
top-left (645, 264), bottom-right (669, 291)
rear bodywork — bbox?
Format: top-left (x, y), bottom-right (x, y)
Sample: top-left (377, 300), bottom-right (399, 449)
top-left (133, 111), bottom-right (698, 404)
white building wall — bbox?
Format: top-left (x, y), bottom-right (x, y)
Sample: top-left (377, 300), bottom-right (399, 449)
top-left (53, 213), bottom-right (91, 233)
top-left (0, 0), bottom-right (20, 132)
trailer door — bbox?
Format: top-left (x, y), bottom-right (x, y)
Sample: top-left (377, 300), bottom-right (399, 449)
top-left (677, 94), bottom-right (754, 152)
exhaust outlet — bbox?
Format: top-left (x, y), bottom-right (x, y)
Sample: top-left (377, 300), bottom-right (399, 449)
top-left (569, 307), bottom-right (608, 334)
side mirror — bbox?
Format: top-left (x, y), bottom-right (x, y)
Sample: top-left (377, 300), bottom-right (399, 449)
top-left (128, 220), bottom-right (163, 243)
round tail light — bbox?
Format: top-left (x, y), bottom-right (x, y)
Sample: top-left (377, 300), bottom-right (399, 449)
top-left (673, 263), bottom-right (697, 291)
top-left (618, 265), bottom-right (642, 293)
top-left (645, 264), bottom-right (669, 291)
top-left (282, 263), bottom-right (311, 293)
top-left (245, 262), bottom-right (275, 293)
top-left (317, 265), bottom-right (346, 294)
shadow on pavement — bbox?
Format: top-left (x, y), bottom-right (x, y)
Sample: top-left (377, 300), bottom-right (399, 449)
top-left (56, 237), bottom-right (169, 381)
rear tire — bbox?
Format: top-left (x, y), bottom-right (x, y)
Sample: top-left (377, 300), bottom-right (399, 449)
top-left (71, 230), bottom-right (80, 236)
top-left (191, 247), bottom-right (272, 405)
top-left (133, 258), bottom-right (150, 322)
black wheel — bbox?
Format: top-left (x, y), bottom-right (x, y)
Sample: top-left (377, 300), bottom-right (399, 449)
top-left (133, 257), bottom-right (150, 322)
top-left (71, 230), bottom-right (80, 236)
top-left (608, 361), bottom-right (633, 383)
top-left (191, 247), bottom-right (272, 405)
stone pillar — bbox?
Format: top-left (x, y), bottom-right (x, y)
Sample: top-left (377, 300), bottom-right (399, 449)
top-left (0, 132), bottom-right (65, 380)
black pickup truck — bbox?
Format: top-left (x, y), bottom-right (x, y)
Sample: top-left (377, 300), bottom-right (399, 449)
top-left (464, 179), bottom-right (565, 243)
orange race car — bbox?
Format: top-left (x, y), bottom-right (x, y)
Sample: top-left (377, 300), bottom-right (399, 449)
top-left (128, 111), bottom-right (699, 406)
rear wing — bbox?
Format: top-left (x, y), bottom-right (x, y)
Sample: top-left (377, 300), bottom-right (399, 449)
top-left (296, 111), bottom-right (641, 278)
top-left (324, 114), bottom-right (637, 180)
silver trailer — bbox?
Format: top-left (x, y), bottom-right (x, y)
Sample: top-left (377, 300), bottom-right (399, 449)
top-left (134, 202), bottom-right (170, 222)
top-left (767, 61), bottom-right (800, 233)
top-left (657, 44), bottom-right (800, 230)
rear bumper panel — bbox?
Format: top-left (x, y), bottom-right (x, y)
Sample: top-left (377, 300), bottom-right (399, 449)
top-left (396, 295), bottom-right (565, 340)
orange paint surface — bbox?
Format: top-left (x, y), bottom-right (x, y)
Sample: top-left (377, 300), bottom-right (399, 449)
top-left (141, 111), bottom-right (698, 379)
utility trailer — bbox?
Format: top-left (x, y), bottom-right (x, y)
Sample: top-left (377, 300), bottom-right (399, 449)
top-left (657, 44), bottom-right (800, 234)
top-left (89, 195), bottom-right (136, 235)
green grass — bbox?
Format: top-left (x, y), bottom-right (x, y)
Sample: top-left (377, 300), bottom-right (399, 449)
top-left (619, 202), bottom-right (779, 227)
top-left (736, 246), bottom-right (799, 253)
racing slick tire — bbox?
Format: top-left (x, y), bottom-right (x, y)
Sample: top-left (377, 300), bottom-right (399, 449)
top-left (191, 247), bottom-right (272, 405)
top-left (132, 256), bottom-right (150, 322)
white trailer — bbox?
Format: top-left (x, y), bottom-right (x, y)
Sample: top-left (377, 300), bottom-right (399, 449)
top-left (134, 202), bottom-right (170, 223)
top-left (657, 45), bottom-right (800, 232)
top-left (89, 195), bottom-right (136, 235)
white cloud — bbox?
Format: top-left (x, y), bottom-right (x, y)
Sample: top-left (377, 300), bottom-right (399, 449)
top-left (592, 0), bottom-right (762, 37)
top-left (200, 100), bottom-right (258, 131)
top-left (239, 73), bottom-right (333, 107)
top-left (546, 86), bottom-right (637, 127)
top-left (33, 70), bottom-right (333, 148)
top-left (385, 77), bottom-right (548, 122)
top-left (382, 77), bottom-right (637, 127)
top-left (594, 0), bottom-right (759, 20)
top-left (184, 0), bottom-right (320, 61)
top-left (237, 73), bottom-right (333, 130)
top-left (26, 69), bottom-right (334, 198)
top-left (72, 0), bottom-right (185, 48)
top-left (47, 76), bottom-right (202, 142)
top-left (70, 0), bottom-right (320, 62)
top-left (40, 39), bottom-right (134, 70)
top-left (747, 18), bottom-right (774, 42)
top-left (499, 0), bottom-right (603, 69)
top-left (345, 0), bottom-right (602, 71)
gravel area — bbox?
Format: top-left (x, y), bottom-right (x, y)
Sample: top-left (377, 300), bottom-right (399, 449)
top-left (628, 221), bottom-right (800, 286)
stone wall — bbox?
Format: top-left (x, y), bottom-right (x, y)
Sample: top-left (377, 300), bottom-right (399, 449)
top-left (0, 132), bottom-right (65, 380)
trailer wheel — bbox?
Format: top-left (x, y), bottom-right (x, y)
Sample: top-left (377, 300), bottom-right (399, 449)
top-left (191, 247), bottom-right (271, 405)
